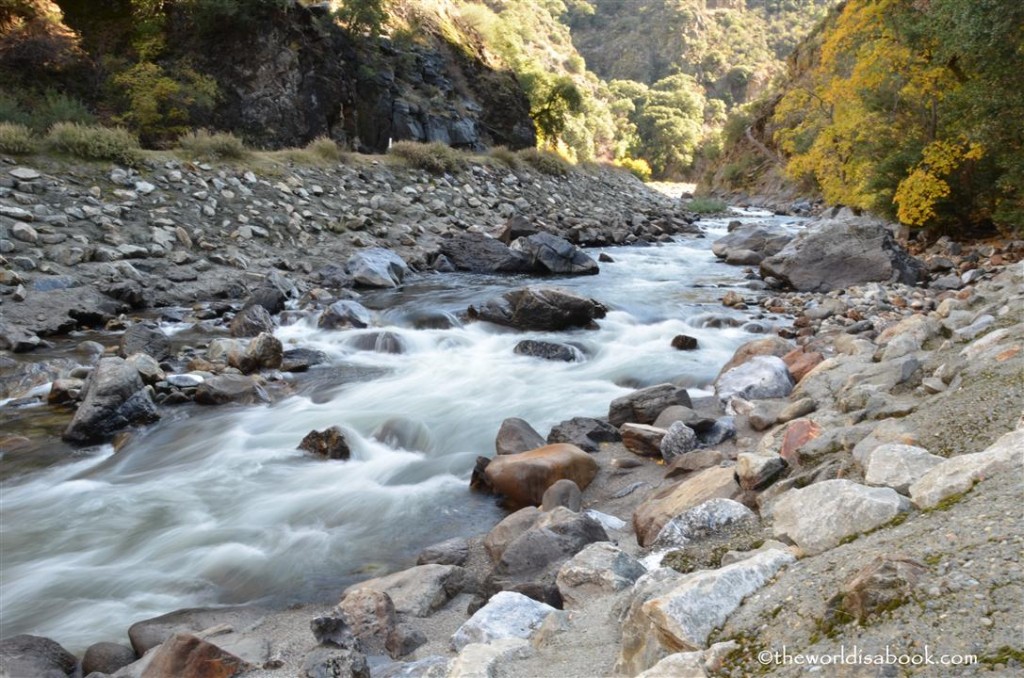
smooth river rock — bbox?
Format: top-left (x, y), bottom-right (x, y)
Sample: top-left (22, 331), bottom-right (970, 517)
top-left (481, 443), bottom-right (599, 509)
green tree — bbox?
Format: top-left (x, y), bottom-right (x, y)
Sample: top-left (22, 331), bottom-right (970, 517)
top-left (338, 0), bottom-right (390, 37)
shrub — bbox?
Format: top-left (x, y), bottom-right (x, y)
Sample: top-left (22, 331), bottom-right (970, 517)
top-left (389, 140), bottom-right (466, 174)
top-left (177, 129), bottom-right (249, 160)
top-left (0, 93), bottom-right (31, 127)
top-left (686, 196), bottom-right (728, 214)
top-left (518, 147), bottom-right (571, 176)
top-left (306, 136), bottom-right (343, 162)
top-left (45, 123), bottom-right (141, 165)
top-left (31, 91), bottom-right (94, 132)
top-left (488, 145), bottom-right (522, 170)
top-left (0, 123), bottom-right (39, 155)
top-left (615, 156), bottom-right (652, 182)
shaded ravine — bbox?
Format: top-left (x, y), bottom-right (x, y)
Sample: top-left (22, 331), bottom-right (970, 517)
top-left (0, 209), bottom-right (802, 651)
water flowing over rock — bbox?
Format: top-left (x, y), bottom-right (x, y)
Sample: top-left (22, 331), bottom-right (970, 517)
top-left (318, 300), bottom-right (372, 330)
top-left (468, 287), bottom-right (606, 331)
top-left (62, 357), bottom-right (160, 445)
top-left (513, 339), bottom-right (580, 362)
top-left (760, 216), bottom-right (924, 292)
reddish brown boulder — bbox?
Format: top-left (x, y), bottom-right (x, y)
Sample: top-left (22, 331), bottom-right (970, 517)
top-left (778, 418), bottom-right (823, 467)
top-left (482, 444), bottom-right (598, 509)
top-left (782, 348), bottom-right (824, 383)
top-left (142, 633), bottom-right (251, 678)
top-left (717, 337), bottom-right (793, 378)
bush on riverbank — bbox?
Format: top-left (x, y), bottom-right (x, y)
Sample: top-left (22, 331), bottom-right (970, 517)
top-left (518, 148), bottom-right (571, 176)
top-left (686, 197), bottom-right (728, 214)
top-left (44, 123), bottom-right (141, 165)
top-left (0, 123), bottom-right (38, 155)
top-left (177, 130), bottom-right (251, 161)
top-left (389, 141), bottom-right (468, 174)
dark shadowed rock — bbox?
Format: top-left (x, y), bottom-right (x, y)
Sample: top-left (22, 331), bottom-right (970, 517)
top-left (319, 300), bottom-right (372, 330)
top-left (82, 641), bottom-right (136, 675)
top-left (311, 615), bottom-right (359, 649)
top-left (62, 357), bottom-right (160, 445)
top-left (244, 286), bottom-right (287, 315)
top-left (671, 334), bottom-right (699, 351)
top-left (230, 304), bottom-right (274, 338)
top-left (760, 217), bottom-right (924, 292)
top-left (510, 232), bottom-right (599, 275)
top-left (299, 426), bottom-right (351, 460)
top-left (232, 332), bottom-right (283, 374)
top-left (346, 248), bottom-right (409, 288)
top-left (348, 331), bottom-right (406, 354)
top-left (468, 287), bottom-right (606, 331)
top-left (547, 417), bottom-right (621, 453)
top-left (119, 323), bottom-right (171, 361)
top-left (281, 347), bottom-right (329, 372)
top-left (496, 417), bottom-right (547, 456)
top-left (609, 383), bottom-right (692, 426)
top-left (513, 339), bottom-right (580, 362)
top-left (439, 232), bottom-right (533, 273)
top-left (302, 648), bottom-right (370, 678)
top-left (496, 215), bottom-right (538, 244)
top-left (0, 634), bottom-right (76, 678)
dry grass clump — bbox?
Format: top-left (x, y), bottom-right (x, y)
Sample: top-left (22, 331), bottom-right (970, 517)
top-left (45, 123), bottom-right (141, 165)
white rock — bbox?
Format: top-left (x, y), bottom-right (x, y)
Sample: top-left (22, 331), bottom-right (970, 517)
top-left (651, 498), bottom-right (756, 550)
top-left (134, 181), bottom-right (156, 194)
top-left (11, 222), bottom-right (38, 243)
top-left (448, 638), bottom-right (532, 678)
top-left (636, 651), bottom-right (707, 677)
top-left (450, 591), bottom-right (557, 652)
top-left (909, 428), bottom-right (1024, 509)
top-left (166, 374), bottom-right (205, 388)
top-left (864, 444), bottom-right (944, 494)
top-left (641, 549), bottom-right (795, 652)
top-left (714, 355), bottom-right (793, 404)
top-left (9, 167), bottom-right (40, 181)
top-left (771, 479), bottom-right (911, 555)
top-left (556, 542), bottom-right (646, 607)
top-left (660, 421), bottom-right (698, 462)
top-left (583, 509), bottom-right (626, 532)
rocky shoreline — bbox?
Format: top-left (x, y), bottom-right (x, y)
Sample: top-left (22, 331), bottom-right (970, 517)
top-left (1, 155), bottom-right (1022, 677)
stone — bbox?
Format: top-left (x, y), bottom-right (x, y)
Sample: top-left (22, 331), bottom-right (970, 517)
top-left (119, 323), bottom-right (172, 361)
top-left (229, 304), bottom-right (274, 338)
top-left (371, 656), bottom-right (451, 678)
top-left (318, 300), bottom-right (373, 330)
top-left (244, 286), bottom-right (287, 315)
top-left (63, 357), bottom-right (160, 445)
top-left (281, 347), bottom-right (329, 372)
top-left (909, 428), bottom-right (1024, 509)
top-left (166, 373), bottom-right (205, 388)
top-left (640, 550), bottom-right (795, 653)
top-left (343, 564), bottom-right (466, 618)
top-left (336, 589), bottom-right (399, 656)
top-left (481, 443), bottom-right (599, 509)
top-left (232, 332), bottom-right (283, 374)
top-left (513, 339), bottom-right (580, 362)
top-left (310, 616), bottom-right (359, 649)
top-left (144, 633), bottom-right (252, 678)
top-left (609, 383), bottom-right (692, 426)
top-left (448, 639), bottom-right (531, 678)
top-left (346, 248), bottom-right (409, 288)
top-left (652, 406), bottom-right (715, 432)
top-left (438, 232), bottom-right (532, 273)
top-left (717, 336), bottom-right (793, 376)
top-left (83, 642), bottom-right (136, 675)
top-left (660, 421), bottom-right (698, 462)
top-left (714, 356), bottom-right (793, 404)
top-left (633, 466), bottom-right (741, 547)
top-left (495, 417), bottom-right (546, 456)
top-left (126, 352), bottom-right (165, 385)
top-left (299, 426), bottom-right (351, 460)
top-left (664, 449), bottom-right (724, 478)
top-left (635, 651), bottom-right (708, 678)
top-left (615, 569), bottom-right (685, 675)
top-left (483, 507), bottom-right (542, 564)
top-left (417, 537), bottom-right (470, 567)
top-left (47, 377), bottom-right (85, 404)
top-left (771, 479), bottom-right (911, 555)
top-left (824, 556), bottom-right (927, 627)
top-left (863, 444), bottom-right (945, 494)
top-left (555, 542), bottom-right (646, 607)
top-left (782, 348), bottom-right (824, 383)
top-left (11, 222), bottom-right (39, 243)
top-left (546, 416), bottom-right (621, 452)
top-left (509, 232), bottom-right (599, 275)
top-left (621, 423), bottom-right (667, 457)
top-left (194, 374), bottom-right (269, 406)
top-left (711, 223), bottom-right (792, 261)
top-left (735, 453), bottom-right (787, 491)
top-left (671, 334), bottom-right (699, 351)
top-left (540, 478), bottom-right (582, 512)
top-left (468, 287), bottom-right (606, 331)
top-left (760, 216), bottom-right (924, 291)
top-left (301, 647), bottom-right (370, 678)
top-left (651, 498), bottom-right (757, 550)
top-left (776, 418), bottom-right (823, 467)
top-left (747, 401), bottom-right (781, 431)
top-left (0, 634), bottom-right (77, 678)
top-left (450, 591), bottom-right (557, 651)
top-left (9, 167), bottom-right (41, 181)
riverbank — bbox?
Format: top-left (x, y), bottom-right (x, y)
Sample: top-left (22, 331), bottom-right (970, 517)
top-left (1, 154), bottom-right (1022, 677)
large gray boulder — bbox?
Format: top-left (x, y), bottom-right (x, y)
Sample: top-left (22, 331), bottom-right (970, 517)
top-left (760, 216), bottom-right (924, 291)
top-left (118, 322), bottom-right (171, 361)
top-left (342, 564), bottom-right (467, 618)
top-left (651, 498), bottom-right (757, 550)
top-left (495, 417), bottom-right (547, 456)
top-left (909, 428), bottom-right (1023, 509)
top-left (0, 635), bottom-right (77, 678)
top-left (62, 357), bottom-right (160, 444)
top-left (450, 591), bottom-right (558, 651)
top-left (555, 542), bottom-right (646, 607)
top-left (863, 444), bottom-right (944, 495)
top-left (546, 416), bottom-right (621, 452)
top-left (509, 232), bottom-right (599, 275)
top-left (318, 299), bottom-right (372, 330)
top-left (468, 287), bottom-right (606, 331)
top-left (714, 355), bottom-right (793, 404)
top-left (609, 384), bottom-right (692, 427)
top-left (439, 233), bottom-right (533, 273)
top-left (346, 248), bottom-right (409, 288)
top-left (711, 223), bottom-right (792, 264)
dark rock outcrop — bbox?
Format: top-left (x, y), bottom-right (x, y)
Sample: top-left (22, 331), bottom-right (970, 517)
top-left (0, 634), bottom-right (76, 678)
top-left (468, 287), bottom-right (606, 331)
top-left (513, 339), bottom-right (581, 362)
top-left (509, 232), bottom-right (600, 275)
top-left (299, 426), bottom-right (351, 460)
top-left (438, 233), bottom-right (533, 273)
top-left (62, 357), bottom-right (160, 445)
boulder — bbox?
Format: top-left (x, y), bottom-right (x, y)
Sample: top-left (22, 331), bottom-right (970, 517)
top-left (450, 591), bottom-right (557, 651)
top-left (735, 453), bottom-right (787, 491)
top-left (481, 444), bottom-right (599, 509)
top-left (497, 215), bottom-right (538, 244)
top-left (229, 304), bottom-right (274, 338)
top-left (374, 656), bottom-right (451, 678)
top-left (717, 336), bottom-right (793, 376)
top-left (771, 479), bottom-right (911, 554)
top-left (760, 217), bottom-right (924, 292)
top-left (318, 300), bottom-right (372, 330)
top-left (633, 466), bottom-right (741, 547)
top-left (540, 478), bottom-right (582, 512)
top-left (346, 248), bottom-right (409, 288)
top-left (342, 564), bottom-right (466, 618)
top-left (714, 356), bottom-right (793, 404)
top-left (244, 285), bottom-right (287, 314)
top-left (337, 589), bottom-right (396, 656)
top-left (555, 542), bottom-right (646, 607)
top-left (635, 652), bottom-right (708, 678)
top-left (639, 550), bottom-right (795, 654)
top-left (659, 421), bottom-right (698, 462)
top-left (513, 339), bottom-right (580, 362)
top-left (509, 232), bottom-right (599, 275)
top-left (609, 384), bottom-right (692, 427)
top-left (298, 426), bottom-right (351, 460)
top-left (119, 323), bottom-right (171, 361)
top-left (670, 334), bottom-right (699, 351)
top-left (495, 417), bottom-right (546, 456)
top-left (301, 648), bottom-right (369, 678)
top-left (621, 423), bottom-right (667, 457)
top-left (417, 537), bottom-right (470, 567)
top-left (711, 223), bottom-right (792, 262)
top-left (310, 615), bottom-right (358, 649)
top-left (484, 507), bottom-right (543, 564)
top-left (909, 428), bottom-right (1023, 509)
top-left (824, 556), bottom-right (926, 627)
top-left (348, 331), bottom-right (406, 354)
top-left (232, 332), bottom-right (283, 374)
top-left (82, 642), bottom-right (136, 675)
top-left (281, 347), bottom-right (329, 372)
top-left (62, 357), bottom-right (160, 445)
top-left (143, 633), bottom-right (252, 678)
top-left (863, 444), bottom-right (944, 494)
top-left (546, 416), bottom-right (621, 452)
top-left (652, 406), bottom-right (715, 433)
top-left (651, 498), bottom-right (757, 550)
top-left (782, 348), bottom-right (824, 383)
top-left (468, 287), bottom-right (606, 331)
top-left (615, 569), bottom-right (685, 675)
top-left (0, 634), bottom-right (77, 678)
top-left (439, 233), bottom-right (532, 273)
top-left (194, 374), bottom-right (269, 406)
top-left (126, 353), bottom-right (165, 385)
top-left (448, 639), bottom-right (531, 678)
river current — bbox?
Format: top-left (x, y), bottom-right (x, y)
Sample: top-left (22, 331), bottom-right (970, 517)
top-left (0, 209), bottom-right (801, 651)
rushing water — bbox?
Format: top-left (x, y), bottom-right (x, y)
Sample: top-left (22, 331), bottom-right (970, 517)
top-left (0, 209), bottom-right (801, 651)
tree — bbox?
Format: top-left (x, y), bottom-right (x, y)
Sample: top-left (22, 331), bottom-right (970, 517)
top-left (337, 0), bottom-right (389, 37)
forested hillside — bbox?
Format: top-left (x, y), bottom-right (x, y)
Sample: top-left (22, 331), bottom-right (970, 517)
top-left (706, 0), bottom-right (1024, 235)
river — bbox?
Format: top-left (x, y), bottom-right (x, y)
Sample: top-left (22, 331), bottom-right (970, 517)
top-left (0, 209), bottom-right (801, 651)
